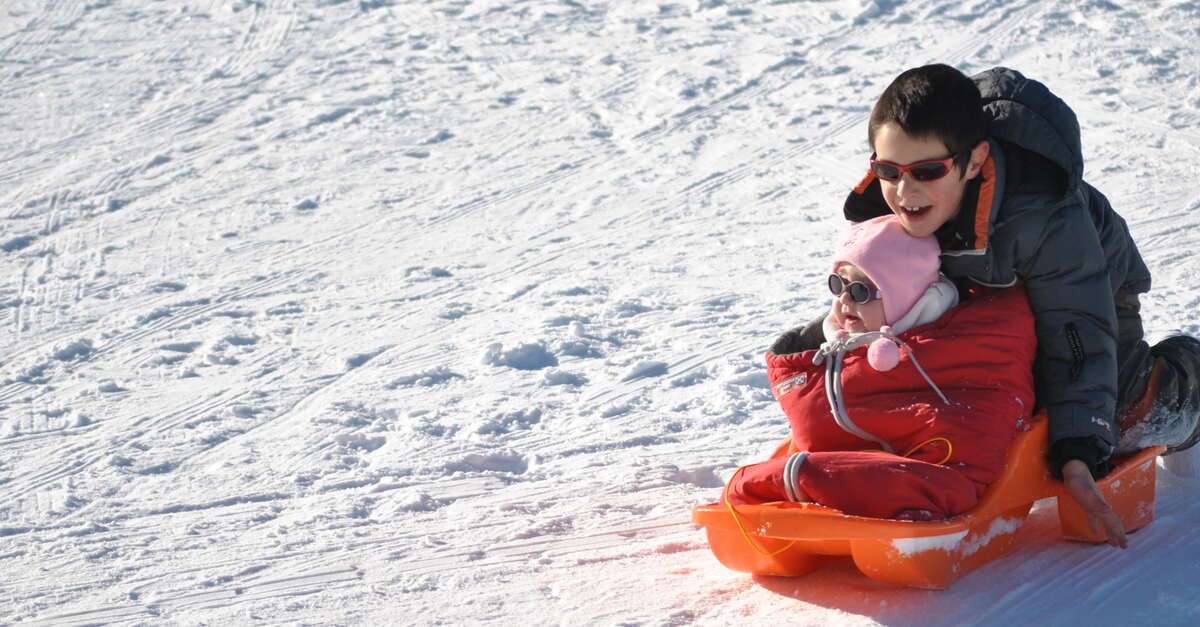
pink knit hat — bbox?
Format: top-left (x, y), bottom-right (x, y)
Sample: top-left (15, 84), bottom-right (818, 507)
top-left (831, 215), bottom-right (941, 324)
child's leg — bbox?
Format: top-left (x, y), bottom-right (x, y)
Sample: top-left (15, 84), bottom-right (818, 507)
top-left (794, 451), bottom-right (981, 520)
top-left (1113, 290), bottom-right (1200, 454)
top-left (725, 457), bottom-right (789, 505)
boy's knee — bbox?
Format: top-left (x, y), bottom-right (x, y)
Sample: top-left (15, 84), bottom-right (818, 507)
top-left (1151, 335), bottom-right (1200, 374)
top-left (1122, 335), bottom-right (1200, 454)
top-left (1149, 335), bottom-right (1200, 414)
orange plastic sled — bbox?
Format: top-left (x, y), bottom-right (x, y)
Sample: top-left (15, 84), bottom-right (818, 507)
top-left (691, 413), bottom-right (1165, 589)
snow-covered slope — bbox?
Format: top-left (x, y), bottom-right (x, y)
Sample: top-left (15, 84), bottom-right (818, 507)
top-left (2, 0), bottom-right (1199, 624)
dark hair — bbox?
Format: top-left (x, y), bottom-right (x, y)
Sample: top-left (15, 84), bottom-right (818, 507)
top-left (868, 64), bottom-right (987, 176)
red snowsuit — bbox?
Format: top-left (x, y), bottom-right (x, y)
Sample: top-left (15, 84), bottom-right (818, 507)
top-left (730, 286), bottom-right (1037, 520)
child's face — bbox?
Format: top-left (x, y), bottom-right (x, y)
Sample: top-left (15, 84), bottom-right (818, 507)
top-left (829, 264), bottom-right (887, 333)
top-left (872, 123), bottom-right (984, 238)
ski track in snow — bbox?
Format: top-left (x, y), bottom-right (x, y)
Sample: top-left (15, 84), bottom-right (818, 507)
top-left (2, 0), bottom-right (1200, 624)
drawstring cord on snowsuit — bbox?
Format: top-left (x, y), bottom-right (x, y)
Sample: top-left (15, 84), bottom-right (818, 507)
top-left (886, 331), bottom-right (952, 406)
top-left (814, 332), bottom-right (893, 452)
top-left (816, 326), bottom-right (955, 463)
top-left (813, 329), bottom-right (953, 406)
top-left (813, 328), bottom-right (957, 460)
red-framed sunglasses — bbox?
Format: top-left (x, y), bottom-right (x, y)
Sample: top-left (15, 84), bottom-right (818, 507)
top-left (869, 151), bottom-right (963, 182)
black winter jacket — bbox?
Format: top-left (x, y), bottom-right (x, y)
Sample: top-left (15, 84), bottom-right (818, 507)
top-left (843, 67), bottom-right (1151, 474)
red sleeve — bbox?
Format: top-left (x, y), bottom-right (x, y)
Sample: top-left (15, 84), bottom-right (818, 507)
top-left (796, 451), bottom-right (982, 520)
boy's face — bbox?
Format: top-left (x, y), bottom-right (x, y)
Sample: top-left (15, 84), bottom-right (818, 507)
top-left (872, 123), bottom-right (986, 238)
top-left (829, 263), bottom-right (887, 334)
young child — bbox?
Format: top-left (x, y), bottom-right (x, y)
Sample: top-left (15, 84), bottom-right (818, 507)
top-left (770, 65), bottom-right (1200, 545)
top-left (727, 215), bottom-right (1038, 521)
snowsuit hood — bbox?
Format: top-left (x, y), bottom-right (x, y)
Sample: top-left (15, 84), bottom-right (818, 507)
top-left (974, 66), bottom-right (1083, 201)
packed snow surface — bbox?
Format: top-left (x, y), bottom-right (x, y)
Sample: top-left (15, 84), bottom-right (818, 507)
top-left (3, 0), bottom-right (1200, 625)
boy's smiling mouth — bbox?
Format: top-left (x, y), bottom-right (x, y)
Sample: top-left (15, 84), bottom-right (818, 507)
top-left (901, 204), bottom-right (932, 217)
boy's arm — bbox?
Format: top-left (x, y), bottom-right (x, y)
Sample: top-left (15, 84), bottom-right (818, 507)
top-left (1047, 436), bottom-right (1111, 478)
top-left (1016, 202), bottom-right (1120, 475)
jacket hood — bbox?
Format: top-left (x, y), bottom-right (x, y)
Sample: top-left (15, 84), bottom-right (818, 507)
top-left (973, 67), bottom-right (1083, 197)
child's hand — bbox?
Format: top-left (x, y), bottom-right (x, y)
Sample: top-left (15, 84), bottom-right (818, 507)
top-left (1062, 459), bottom-right (1128, 548)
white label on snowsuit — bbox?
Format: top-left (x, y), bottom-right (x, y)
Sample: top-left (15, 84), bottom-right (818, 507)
top-left (772, 374), bottom-right (807, 399)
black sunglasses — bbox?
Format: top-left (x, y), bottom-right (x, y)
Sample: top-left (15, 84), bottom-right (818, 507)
top-left (828, 274), bottom-right (881, 304)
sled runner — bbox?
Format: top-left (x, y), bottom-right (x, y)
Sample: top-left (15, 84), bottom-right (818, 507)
top-left (691, 413), bottom-right (1165, 589)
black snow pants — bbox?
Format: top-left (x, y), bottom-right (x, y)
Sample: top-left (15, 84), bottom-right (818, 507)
top-left (1113, 290), bottom-right (1200, 454)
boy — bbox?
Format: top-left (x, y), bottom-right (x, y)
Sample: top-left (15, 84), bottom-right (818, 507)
top-left (771, 65), bottom-right (1200, 546)
top-left (728, 214), bottom-right (1037, 520)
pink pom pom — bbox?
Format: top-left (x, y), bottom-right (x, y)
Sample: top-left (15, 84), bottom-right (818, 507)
top-left (868, 338), bottom-right (901, 371)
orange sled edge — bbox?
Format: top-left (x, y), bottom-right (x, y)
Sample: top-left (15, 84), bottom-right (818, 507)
top-left (692, 414), bottom-right (1166, 589)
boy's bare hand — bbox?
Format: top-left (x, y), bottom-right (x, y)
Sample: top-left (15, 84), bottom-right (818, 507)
top-left (1062, 459), bottom-right (1127, 548)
